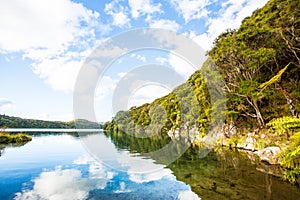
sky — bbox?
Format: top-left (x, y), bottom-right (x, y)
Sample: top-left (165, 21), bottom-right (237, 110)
top-left (0, 0), bottom-right (269, 122)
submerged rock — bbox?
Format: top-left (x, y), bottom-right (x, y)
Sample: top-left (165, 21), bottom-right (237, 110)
top-left (255, 146), bottom-right (281, 165)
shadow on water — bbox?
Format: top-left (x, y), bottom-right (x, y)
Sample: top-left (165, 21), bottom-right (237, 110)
top-left (105, 131), bottom-right (300, 200)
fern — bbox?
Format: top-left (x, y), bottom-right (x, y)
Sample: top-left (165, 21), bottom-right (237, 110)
top-left (268, 116), bottom-right (300, 183)
top-left (267, 116), bottom-right (300, 135)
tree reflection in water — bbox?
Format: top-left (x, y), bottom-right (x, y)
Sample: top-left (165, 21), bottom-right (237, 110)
top-left (105, 130), bottom-right (300, 200)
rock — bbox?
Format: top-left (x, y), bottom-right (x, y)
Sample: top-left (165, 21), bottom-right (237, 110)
top-left (167, 130), bottom-right (174, 138)
top-left (244, 132), bottom-right (256, 151)
top-left (174, 129), bottom-right (180, 139)
top-left (255, 146), bottom-right (281, 165)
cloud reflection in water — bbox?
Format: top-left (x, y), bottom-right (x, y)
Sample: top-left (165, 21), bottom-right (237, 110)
top-left (14, 133), bottom-right (200, 199)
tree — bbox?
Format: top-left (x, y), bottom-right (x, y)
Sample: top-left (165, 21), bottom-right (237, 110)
top-left (260, 63), bottom-right (299, 118)
top-left (209, 0), bottom-right (300, 128)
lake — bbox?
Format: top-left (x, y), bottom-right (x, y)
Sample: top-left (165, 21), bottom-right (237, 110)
top-left (0, 131), bottom-right (299, 199)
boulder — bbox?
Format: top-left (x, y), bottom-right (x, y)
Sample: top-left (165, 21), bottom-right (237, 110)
top-left (255, 146), bottom-right (281, 165)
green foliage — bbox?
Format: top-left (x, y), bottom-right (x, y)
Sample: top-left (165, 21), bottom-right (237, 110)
top-left (282, 167), bottom-right (300, 184)
top-left (0, 132), bottom-right (32, 144)
top-left (209, 0), bottom-right (300, 128)
top-left (267, 116), bottom-right (300, 183)
top-left (104, 70), bottom-right (212, 137)
top-left (104, 130), bottom-right (171, 154)
top-left (105, 0), bottom-right (300, 141)
top-left (226, 136), bottom-right (239, 148)
top-left (267, 116), bottom-right (300, 135)
top-left (104, 0), bottom-right (300, 172)
top-left (259, 63), bottom-right (290, 93)
top-left (281, 132), bottom-right (300, 169)
top-left (254, 139), bottom-right (269, 150)
top-left (0, 115), bottom-right (100, 129)
top-left (0, 114), bottom-right (75, 129)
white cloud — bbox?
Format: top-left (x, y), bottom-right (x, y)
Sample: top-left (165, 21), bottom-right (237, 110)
top-left (117, 72), bottom-right (127, 78)
top-left (192, 33), bottom-right (213, 51)
top-left (130, 53), bottom-right (146, 62)
top-left (177, 190), bottom-right (200, 200)
top-left (105, 0), bottom-right (130, 27)
top-left (170, 0), bottom-right (210, 23)
top-left (113, 12), bottom-right (130, 27)
top-left (0, 0), bottom-right (99, 53)
top-left (149, 19), bottom-right (180, 32)
top-left (127, 168), bottom-right (173, 184)
top-left (15, 153), bottom-right (116, 200)
top-left (0, 98), bottom-right (15, 110)
top-left (193, 0), bottom-right (269, 50)
top-left (0, 0), bottom-right (104, 92)
top-left (73, 154), bottom-right (93, 165)
top-left (128, 0), bottom-right (162, 19)
top-left (168, 53), bottom-right (196, 79)
top-left (128, 83), bottom-right (171, 108)
top-left (117, 150), bottom-right (174, 183)
top-left (32, 57), bottom-right (83, 92)
top-left (114, 182), bottom-right (132, 193)
top-left (155, 57), bottom-right (168, 65)
top-left (15, 167), bottom-right (94, 200)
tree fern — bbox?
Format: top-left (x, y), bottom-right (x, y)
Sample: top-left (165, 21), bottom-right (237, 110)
top-left (268, 116), bottom-right (300, 183)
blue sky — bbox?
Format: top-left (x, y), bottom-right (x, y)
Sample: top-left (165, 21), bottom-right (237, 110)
top-left (0, 0), bottom-right (268, 122)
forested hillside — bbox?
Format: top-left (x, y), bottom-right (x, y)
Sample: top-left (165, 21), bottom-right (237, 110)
top-left (0, 114), bottom-right (100, 129)
top-left (103, 0), bottom-right (300, 183)
top-left (104, 0), bottom-right (300, 137)
top-left (209, 0), bottom-right (300, 129)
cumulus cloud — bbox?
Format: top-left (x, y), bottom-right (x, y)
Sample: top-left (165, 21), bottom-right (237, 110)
top-left (149, 19), bottom-right (180, 32)
top-left (193, 0), bottom-right (269, 50)
top-left (0, 0), bottom-right (99, 53)
top-left (14, 167), bottom-right (96, 200)
top-left (15, 153), bottom-right (116, 200)
top-left (170, 0), bottom-right (210, 23)
top-left (31, 56), bottom-right (83, 92)
top-left (128, 0), bottom-right (161, 19)
top-left (105, 0), bottom-right (130, 27)
top-left (0, 0), bottom-right (103, 92)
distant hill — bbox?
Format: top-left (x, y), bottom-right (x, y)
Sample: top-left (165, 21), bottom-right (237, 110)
top-left (0, 114), bottom-right (101, 129)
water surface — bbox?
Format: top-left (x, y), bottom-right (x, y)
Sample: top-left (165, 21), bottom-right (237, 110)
top-left (0, 133), bottom-right (198, 200)
top-left (0, 131), bottom-right (299, 200)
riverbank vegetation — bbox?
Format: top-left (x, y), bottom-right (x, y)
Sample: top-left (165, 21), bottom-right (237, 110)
top-left (0, 132), bottom-right (32, 144)
top-left (104, 0), bottom-right (300, 184)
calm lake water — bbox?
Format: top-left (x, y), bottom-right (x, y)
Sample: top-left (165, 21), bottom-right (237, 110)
top-left (0, 131), bottom-right (299, 200)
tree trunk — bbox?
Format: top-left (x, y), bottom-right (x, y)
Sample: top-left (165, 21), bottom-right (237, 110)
top-left (253, 99), bottom-right (265, 128)
top-left (284, 93), bottom-right (298, 118)
top-left (279, 85), bottom-right (299, 118)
